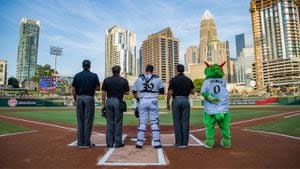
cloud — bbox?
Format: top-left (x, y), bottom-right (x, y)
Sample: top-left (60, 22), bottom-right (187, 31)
top-left (0, 0), bottom-right (252, 77)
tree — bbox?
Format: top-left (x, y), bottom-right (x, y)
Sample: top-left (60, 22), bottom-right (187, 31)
top-left (193, 78), bottom-right (205, 93)
top-left (32, 64), bottom-right (56, 84)
top-left (8, 77), bottom-right (19, 88)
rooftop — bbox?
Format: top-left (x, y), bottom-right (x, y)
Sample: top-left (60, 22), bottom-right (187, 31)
top-left (201, 10), bottom-right (214, 20)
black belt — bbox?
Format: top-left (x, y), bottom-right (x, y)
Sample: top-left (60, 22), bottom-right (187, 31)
top-left (173, 96), bottom-right (188, 99)
top-left (108, 97), bottom-right (123, 100)
top-left (77, 94), bottom-right (94, 96)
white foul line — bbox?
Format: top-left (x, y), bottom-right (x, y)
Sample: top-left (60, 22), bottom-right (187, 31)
top-left (97, 148), bottom-right (115, 165)
top-left (190, 110), bottom-right (300, 133)
top-left (157, 148), bottom-right (167, 165)
top-left (0, 130), bottom-right (38, 137)
top-left (0, 115), bottom-right (76, 132)
top-left (243, 129), bottom-right (300, 141)
top-left (284, 113), bottom-right (300, 119)
top-left (0, 115), bottom-right (103, 135)
top-left (189, 134), bottom-right (205, 146)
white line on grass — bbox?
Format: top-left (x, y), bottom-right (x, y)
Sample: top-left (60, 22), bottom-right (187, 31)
top-left (0, 115), bottom-right (103, 135)
top-left (190, 110), bottom-right (300, 133)
top-left (0, 115), bottom-right (76, 131)
top-left (243, 129), bottom-right (300, 141)
top-left (284, 113), bottom-right (300, 119)
top-left (0, 130), bottom-right (38, 137)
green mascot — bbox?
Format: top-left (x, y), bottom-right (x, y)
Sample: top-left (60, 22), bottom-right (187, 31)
top-left (200, 61), bottom-right (231, 149)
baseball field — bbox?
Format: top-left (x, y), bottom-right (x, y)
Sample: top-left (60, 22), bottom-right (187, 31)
top-left (0, 105), bottom-right (299, 168)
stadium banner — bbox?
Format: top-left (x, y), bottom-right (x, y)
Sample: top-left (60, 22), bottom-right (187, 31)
top-left (0, 98), bottom-right (64, 107)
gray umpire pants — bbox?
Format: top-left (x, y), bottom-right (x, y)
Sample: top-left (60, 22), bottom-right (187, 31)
top-left (76, 95), bottom-right (95, 146)
top-left (172, 96), bottom-right (190, 146)
top-left (105, 98), bottom-right (123, 147)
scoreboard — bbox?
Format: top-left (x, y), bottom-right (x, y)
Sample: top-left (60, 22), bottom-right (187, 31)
top-left (39, 76), bottom-right (56, 93)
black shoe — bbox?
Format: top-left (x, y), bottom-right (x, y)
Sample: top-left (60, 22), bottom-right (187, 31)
top-left (154, 145), bottom-right (162, 149)
top-left (107, 145), bottom-right (113, 148)
top-left (173, 144), bottom-right (179, 148)
top-left (115, 144), bottom-right (125, 148)
top-left (136, 145), bottom-right (143, 149)
top-left (89, 143), bottom-right (95, 148)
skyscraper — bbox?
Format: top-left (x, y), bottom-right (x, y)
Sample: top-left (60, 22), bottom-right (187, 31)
top-left (185, 46), bottom-right (200, 71)
top-left (105, 25), bottom-right (137, 77)
top-left (235, 33), bottom-right (255, 85)
top-left (250, 0), bottom-right (300, 91)
top-left (137, 49), bottom-right (143, 75)
top-left (199, 10), bottom-right (232, 82)
top-left (141, 27), bottom-right (179, 83)
top-left (0, 60), bottom-right (7, 85)
top-left (199, 10), bottom-right (217, 62)
top-left (16, 18), bottom-right (40, 83)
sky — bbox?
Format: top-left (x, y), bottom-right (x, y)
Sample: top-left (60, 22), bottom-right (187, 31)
top-left (0, 0), bottom-right (252, 80)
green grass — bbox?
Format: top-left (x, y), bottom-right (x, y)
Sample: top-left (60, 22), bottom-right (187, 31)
top-left (0, 121), bottom-right (29, 135)
top-left (250, 115), bottom-right (300, 137)
top-left (0, 107), bottom-right (287, 126)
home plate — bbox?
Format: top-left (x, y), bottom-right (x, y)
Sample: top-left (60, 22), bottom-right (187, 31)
top-left (67, 133), bottom-right (127, 146)
top-left (160, 134), bottom-right (204, 146)
top-left (97, 146), bottom-right (168, 166)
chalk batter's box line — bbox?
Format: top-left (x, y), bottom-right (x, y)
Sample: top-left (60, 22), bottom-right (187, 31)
top-left (161, 134), bottom-right (204, 147)
top-left (97, 147), bottom-right (167, 166)
top-left (67, 134), bottom-right (127, 147)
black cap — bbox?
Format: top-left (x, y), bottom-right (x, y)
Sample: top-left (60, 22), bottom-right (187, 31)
top-left (145, 65), bottom-right (154, 72)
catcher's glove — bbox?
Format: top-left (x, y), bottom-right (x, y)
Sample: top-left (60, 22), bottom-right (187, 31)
top-left (101, 107), bottom-right (107, 118)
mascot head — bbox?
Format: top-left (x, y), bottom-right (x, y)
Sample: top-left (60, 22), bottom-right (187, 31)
top-left (204, 61), bottom-right (226, 79)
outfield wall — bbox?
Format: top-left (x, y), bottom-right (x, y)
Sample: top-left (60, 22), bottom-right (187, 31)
top-left (0, 96), bottom-right (299, 107)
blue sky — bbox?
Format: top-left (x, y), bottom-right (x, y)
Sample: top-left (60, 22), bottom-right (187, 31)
top-left (0, 0), bottom-right (252, 80)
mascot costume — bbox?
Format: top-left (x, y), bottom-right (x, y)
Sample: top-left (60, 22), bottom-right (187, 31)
top-left (200, 61), bottom-right (231, 149)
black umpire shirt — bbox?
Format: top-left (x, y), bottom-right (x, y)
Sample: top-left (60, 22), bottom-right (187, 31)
top-left (101, 75), bottom-right (129, 99)
top-left (168, 73), bottom-right (194, 98)
top-left (72, 70), bottom-right (100, 96)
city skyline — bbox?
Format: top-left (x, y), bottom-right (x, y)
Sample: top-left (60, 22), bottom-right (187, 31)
top-left (0, 0), bottom-right (251, 80)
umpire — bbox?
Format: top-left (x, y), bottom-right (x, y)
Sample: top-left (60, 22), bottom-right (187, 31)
top-left (167, 64), bottom-right (194, 148)
top-left (72, 60), bottom-right (100, 148)
top-left (101, 65), bottom-right (129, 148)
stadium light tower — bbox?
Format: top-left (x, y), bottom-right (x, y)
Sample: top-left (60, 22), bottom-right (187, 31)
top-left (50, 46), bottom-right (63, 76)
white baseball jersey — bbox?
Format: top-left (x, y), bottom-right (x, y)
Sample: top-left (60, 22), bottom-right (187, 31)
top-left (132, 74), bottom-right (164, 99)
top-left (201, 78), bottom-right (229, 115)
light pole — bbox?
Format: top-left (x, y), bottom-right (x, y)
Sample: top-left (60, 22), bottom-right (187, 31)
top-left (50, 46), bottom-right (63, 76)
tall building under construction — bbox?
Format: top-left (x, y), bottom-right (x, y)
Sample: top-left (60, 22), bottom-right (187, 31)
top-left (250, 0), bottom-right (300, 92)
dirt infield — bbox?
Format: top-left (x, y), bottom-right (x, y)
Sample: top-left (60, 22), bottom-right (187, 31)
top-left (0, 108), bottom-right (300, 169)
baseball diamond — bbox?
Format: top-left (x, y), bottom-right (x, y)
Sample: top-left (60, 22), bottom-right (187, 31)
top-left (0, 106), bottom-right (299, 168)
